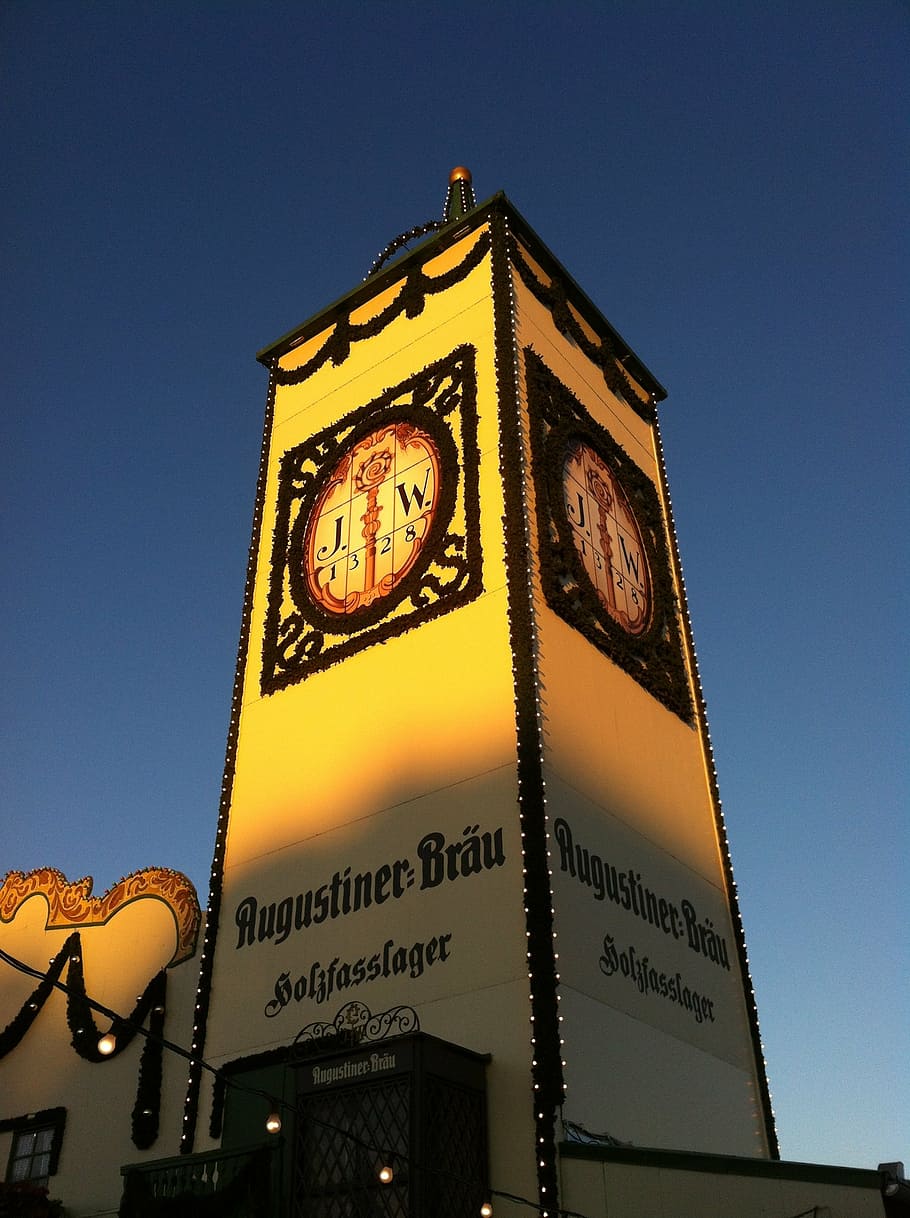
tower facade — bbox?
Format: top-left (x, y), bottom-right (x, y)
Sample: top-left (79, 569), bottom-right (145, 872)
top-left (185, 174), bottom-right (776, 1213)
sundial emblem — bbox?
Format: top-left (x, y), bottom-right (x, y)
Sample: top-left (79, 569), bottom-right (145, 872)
top-left (303, 422), bottom-right (440, 615)
top-left (563, 441), bottom-right (652, 636)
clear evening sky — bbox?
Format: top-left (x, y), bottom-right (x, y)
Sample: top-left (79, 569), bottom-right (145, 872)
top-left (2, 0), bottom-right (907, 1173)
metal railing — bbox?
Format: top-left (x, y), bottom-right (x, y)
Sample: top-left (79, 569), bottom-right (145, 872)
top-left (119, 1142), bottom-right (276, 1216)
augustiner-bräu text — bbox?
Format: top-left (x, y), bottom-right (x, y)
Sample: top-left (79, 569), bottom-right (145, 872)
top-left (554, 817), bottom-right (730, 971)
top-left (235, 823), bottom-right (505, 951)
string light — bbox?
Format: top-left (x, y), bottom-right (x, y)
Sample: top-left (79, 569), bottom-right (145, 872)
top-left (0, 195), bottom-right (639, 1216)
top-left (489, 207), bottom-right (566, 1216)
top-left (97, 1032), bottom-right (117, 1055)
top-left (651, 407), bottom-right (778, 1157)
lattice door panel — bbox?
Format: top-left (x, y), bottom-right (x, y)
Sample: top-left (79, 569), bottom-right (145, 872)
top-left (420, 1080), bottom-right (487, 1218)
top-left (294, 1079), bottom-right (410, 1218)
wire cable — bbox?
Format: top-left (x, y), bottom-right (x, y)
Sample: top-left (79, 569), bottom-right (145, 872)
top-left (0, 944), bottom-right (590, 1217)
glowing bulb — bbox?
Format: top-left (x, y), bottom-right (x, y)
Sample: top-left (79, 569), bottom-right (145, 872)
top-left (97, 1033), bottom-right (117, 1055)
top-left (265, 1110), bottom-right (282, 1134)
top-left (378, 1165), bottom-right (394, 1184)
top-left (481, 1203), bottom-right (493, 1217)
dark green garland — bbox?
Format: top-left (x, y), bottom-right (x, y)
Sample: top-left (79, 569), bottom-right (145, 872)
top-left (181, 361), bottom-right (282, 1154)
top-left (130, 971), bottom-right (167, 1149)
top-left (0, 932), bottom-right (168, 1149)
top-left (183, 227), bottom-right (493, 1151)
top-left (275, 231), bottom-right (491, 387)
top-left (261, 345), bottom-right (484, 693)
top-left (491, 209), bottom-right (563, 1214)
top-left (366, 219), bottom-right (446, 277)
top-left (0, 936), bottom-right (73, 1058)
top-left (510, 234), bottom-right (655, 424)
top-left (525, 349), bottom-right (693, 723)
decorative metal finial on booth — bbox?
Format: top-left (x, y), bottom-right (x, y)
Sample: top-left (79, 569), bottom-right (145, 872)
top-left (366, 166), bottom-right (476, 277)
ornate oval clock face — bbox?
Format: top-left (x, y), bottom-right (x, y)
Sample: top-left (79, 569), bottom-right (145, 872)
top-left (563, 441), bottom-right (652, 636)
top-left (303, 422), bottom-right (440, 615)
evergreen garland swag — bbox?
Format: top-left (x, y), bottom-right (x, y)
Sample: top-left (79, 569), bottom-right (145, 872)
top-left (0, 931), bottom-right (168, 1149)
top-left (489, 208), bottom-right (563, 1211)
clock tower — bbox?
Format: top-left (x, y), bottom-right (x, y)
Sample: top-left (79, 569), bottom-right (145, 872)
top-left (183, 170), bottom-right (776, 1215)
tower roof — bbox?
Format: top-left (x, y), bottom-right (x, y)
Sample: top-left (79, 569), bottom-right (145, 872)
top-left (258, 173), bottom-right (667, 403)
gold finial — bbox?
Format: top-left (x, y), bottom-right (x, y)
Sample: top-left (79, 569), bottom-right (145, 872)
top-left (444, 167), bottom-right (476, 223)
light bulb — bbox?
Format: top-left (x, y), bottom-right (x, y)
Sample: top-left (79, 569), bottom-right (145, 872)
top-left (97, 1033), bottom-right (117, 1055)
top-left (378, 1165), bottom-right (394, 1184)
top-left (265, 1110), bottom-right (282, 1134)
top-left (481, 1203), bottom-right (493, 1217)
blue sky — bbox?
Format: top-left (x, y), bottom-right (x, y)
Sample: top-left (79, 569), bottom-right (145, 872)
top-left (2, 0), bottom-right (907, 1172)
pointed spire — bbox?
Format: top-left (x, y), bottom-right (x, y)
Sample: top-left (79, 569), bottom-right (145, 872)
top-left (444, 166), bottom-right (475, 223)
top-left (366, 168), bottom-right (477, 277)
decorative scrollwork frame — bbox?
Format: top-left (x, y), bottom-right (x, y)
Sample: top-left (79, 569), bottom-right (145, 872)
top-left (526, 348), bottom-right (693, 722)
top-left (261, 345), bottom-right (483, 693)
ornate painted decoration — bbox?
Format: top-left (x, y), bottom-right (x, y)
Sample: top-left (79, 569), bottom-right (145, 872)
top-left (525, 349), bottom-right (693, 722)
top-left (262, 345), bottom-right (482, 692)
top-left (207, 1003), bottom-right (418, 1142)
top-left (0, 867), bottom-right (200, 966)
top-left (296, 1000), bottom-right (419, 1045)
top-left (563, 441), bottom-right (652, 636)
top-left (301, 422), bottom-right (441, 616)
top-left (0, 868), bottom-right (200, 1149)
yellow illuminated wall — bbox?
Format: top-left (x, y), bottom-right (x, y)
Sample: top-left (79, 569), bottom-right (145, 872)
top-left (193, 198), bottom-right (774, 1215)
top-left (511, 239), bottom-right (773, 1155)
top-left (0, 868), bottom-right (201, 1215)
top-left (197, 225), bottom-right (541, 1201)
